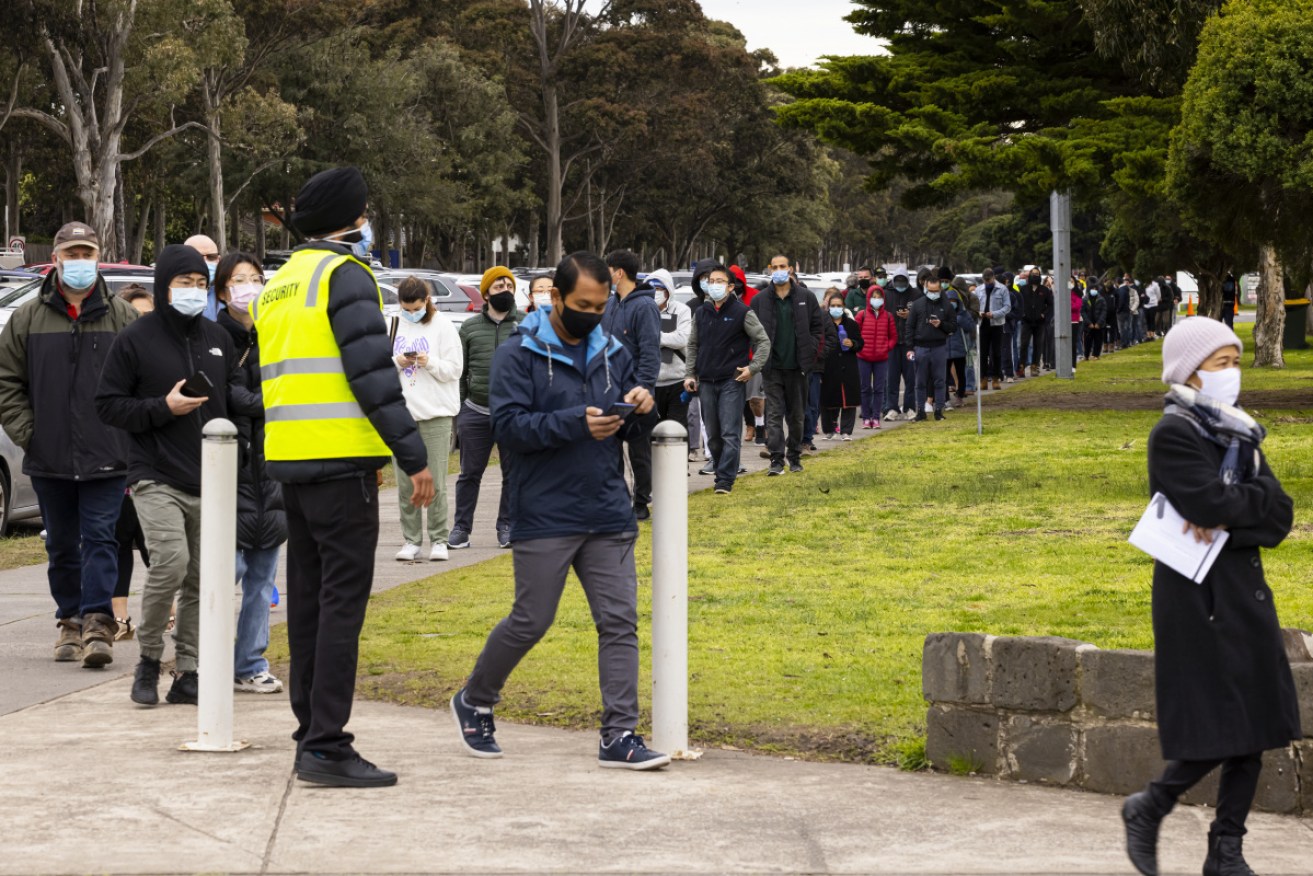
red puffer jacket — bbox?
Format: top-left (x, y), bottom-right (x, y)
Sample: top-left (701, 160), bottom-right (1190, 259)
top-left (855, 303), bottom-right (898, 363)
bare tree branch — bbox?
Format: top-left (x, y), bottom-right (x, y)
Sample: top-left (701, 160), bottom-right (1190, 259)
top-left (0, 62), bottom-right (28, 136)
top-left (8, 107), bottom-right (71, 143)
top-left (119, 121), bottom-right (207, 162)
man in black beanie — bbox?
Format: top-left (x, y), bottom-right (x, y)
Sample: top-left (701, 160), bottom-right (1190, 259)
top-left (251, 166), bottom-right (433, 788)
top-left (905, 266), bottom-right (957, 421)
top-left (97, 244), bottom-right (239, 706)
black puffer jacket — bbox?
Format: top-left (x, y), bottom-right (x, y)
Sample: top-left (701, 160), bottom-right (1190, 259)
top-left (262, 242), bottom-right (426, 484)
top-left (95, 271), bottom-right (237, 496)
top-left (0, 271), bottom-right (138, 479)
top-left (218, 310), bottom-right (286, 551)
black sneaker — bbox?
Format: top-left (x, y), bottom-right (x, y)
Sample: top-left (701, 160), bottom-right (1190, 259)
top-left (496, 528), bottom-right (512, 549)
top-left (805, 442), bottom-right (818, 453)
top-left (714, 486), bottom-right (732, 495)
top-left (634, 504), bottom-right (651, 521)
top-left (788, 461), bottom-right (803, 473)
top-left (934, 410), bottom-right (944, 421)
top-left (737, 466), bottom-right (747, 474)
top-left (753, 430), bottom-right (767, 446)
top-left (130, 656), bottom-right (160, 706)
top-left (913, 412), bottom-right (927, 422)
top-left (166, 670), bottom-right (198, 705)
top-left (451, 688), bottom-right (502, 758)
top-left (598, 732), bottom-right (671, 771)
top-left (296, 750), bottom-right (397, 788)
top-left (767, 462), bottom-right (785, 476)
top-left (448, 529), bottom-right (471, 549)
top-left (697, 464), bottom-right (714, 476)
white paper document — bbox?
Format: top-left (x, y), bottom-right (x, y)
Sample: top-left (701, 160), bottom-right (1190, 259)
top-left (1129, 493), bottom-right (1230, 584)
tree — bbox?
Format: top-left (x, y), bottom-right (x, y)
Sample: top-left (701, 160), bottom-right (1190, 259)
top-left (8, 0), bottom-right (207, 258)
top-left (1078, 0), bottom-right (1220, 94)
top-left (1167, 0), bottom-right (1313, 367)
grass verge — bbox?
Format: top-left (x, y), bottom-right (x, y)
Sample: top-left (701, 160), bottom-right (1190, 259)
top-left (269, 326), bottom-right (1312, 765)
top-left (0, 526), bottom-right (46, 570)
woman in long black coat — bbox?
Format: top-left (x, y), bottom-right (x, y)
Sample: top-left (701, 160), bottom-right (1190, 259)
top-left (819, 291), bottom-right (864, 439)
top-left (1122, 317), bottom-right (1300, 876)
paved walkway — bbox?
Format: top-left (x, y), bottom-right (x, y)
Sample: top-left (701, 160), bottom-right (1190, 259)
top-left (6, 676), bottom-right (1313, 875)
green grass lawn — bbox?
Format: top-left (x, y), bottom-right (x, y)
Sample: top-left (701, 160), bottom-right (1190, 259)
top-left (270, 325), bottom-right (1313, 765)
top-left (0, 527), bottom-right (47, 570)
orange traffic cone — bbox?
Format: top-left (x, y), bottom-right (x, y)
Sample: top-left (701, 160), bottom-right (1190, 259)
top-left (1187, 297), bottom-right (1195, 316)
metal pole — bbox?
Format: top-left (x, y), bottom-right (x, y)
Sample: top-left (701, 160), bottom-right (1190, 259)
top-left (1051, 191), bottom-right (1075, 380)
top-left (975, 320), bottom-right (983, 436)
top-left (182, 418), bottom-right (249, 753)
top-left (650, 419), bottom-right (696, 759)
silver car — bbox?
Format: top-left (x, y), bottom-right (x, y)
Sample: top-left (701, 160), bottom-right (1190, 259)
top-left (0, 429), bottom-right (40, 535)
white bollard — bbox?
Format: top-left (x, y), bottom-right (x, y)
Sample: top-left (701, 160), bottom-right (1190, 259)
top-left (182, 418), bottom-right (249, 753)
top-left (650, 419), bottom-right (698, 760)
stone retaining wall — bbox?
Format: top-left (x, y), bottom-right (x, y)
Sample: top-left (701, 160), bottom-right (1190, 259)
top-left (921, 632), bottom-right (1313, 815)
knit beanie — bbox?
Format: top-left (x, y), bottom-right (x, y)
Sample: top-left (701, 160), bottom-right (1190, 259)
top-left (1160, 316), bottom-right (1244, 385)
top-left (480, 265), bottom-right (516, 296)
top-left (936, 266), bottom-right (954, 282)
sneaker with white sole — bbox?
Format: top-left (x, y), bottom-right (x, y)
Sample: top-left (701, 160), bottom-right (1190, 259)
top-left (451, 688), bottom-right (502, 758)
top-left (447, 530), bottom-right (471, 549)
top-left (395, 543), bottom-right (421, 561)
top-left (235, 671), bottom-right (284, 694)
top-left (598, 732), bottom-right (671, 770)
top-left (430, 543), bottom-right (449, 561)
top-left (884, 410), bottom-right (900, 422)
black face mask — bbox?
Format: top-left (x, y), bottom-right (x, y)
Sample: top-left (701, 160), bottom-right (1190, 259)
top-left (557, 300), bottom-right (604, 339)
top-left (858, 278), bottom-right (872, 290)
top-left (488, 291), bottom-right (515, 312)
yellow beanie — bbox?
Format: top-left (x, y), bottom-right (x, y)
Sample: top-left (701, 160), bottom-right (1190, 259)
top-left (480, 266), bottom-right (516, 296)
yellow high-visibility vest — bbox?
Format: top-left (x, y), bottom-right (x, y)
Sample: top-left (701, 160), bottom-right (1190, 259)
top-left (251, 248), bottom-right (390, 461)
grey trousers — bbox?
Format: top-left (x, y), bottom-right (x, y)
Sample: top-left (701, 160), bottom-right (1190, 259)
top-left (464, 531), bottom-right (640, 739)
top-left (132, 481), bottom-right (202, 671)
top-left (397, 416), bottom-right (451, 545)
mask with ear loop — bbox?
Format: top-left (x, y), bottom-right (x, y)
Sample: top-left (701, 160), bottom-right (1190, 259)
top-left (1196, 367), bottom-right (1241, 407)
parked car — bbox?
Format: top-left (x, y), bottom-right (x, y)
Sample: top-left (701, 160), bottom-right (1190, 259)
top-left (0, 270), bottom-right (39, 291)
top-left (0, 270), bottom-right (155, 331)
top-left (376, 270), bottom-right (482, 315)
top-left (0, 428), bottom-right (41, 536)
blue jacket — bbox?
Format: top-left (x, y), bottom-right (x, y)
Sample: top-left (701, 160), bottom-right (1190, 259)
top-left (489, 308), bottom-right (650, 541)
top-left (601, 284), bottom-right (662, 391)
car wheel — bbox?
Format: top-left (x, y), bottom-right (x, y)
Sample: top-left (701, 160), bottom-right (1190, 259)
top-left (0, 467), bottom-right (10, 538)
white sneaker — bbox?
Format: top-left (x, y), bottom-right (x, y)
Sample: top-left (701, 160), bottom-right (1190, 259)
top-left (234, 671), bottom-right (283, 694)
top-left (842, 434), bottom-right (853, 441)
top-left (822, 433), bottom-right (834, 440)
top-left (944, 402), bottom-right (955, 411)
top-left (395, 543), bottom-right (421, 561)
top-left (883, 411), bottom-right (899, 422)
top-left (430, 543), bottom-right (449, 562)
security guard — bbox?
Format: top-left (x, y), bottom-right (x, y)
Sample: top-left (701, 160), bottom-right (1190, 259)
top-left (253, 166), bottom-right (433, 788)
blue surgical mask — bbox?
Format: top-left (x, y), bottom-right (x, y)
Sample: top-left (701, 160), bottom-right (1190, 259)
top-left (829, 306), bottom-right (843, 318)
top-left (1091, 289), bottom-right (1099, 297)
top-left (871, 298), bottom-right (884, 309)
top-left (770, 269), bottom-right (790, 285)
top-left (1017, 278), bottom-right (1027, 287)
top-left (59, 258), bottom-right (98, 290)
top-left (706, 283), bottom-right (728, 302)
top-left (207, 262), bottom-right (217, 283)
top-left (926, 291), bottom-right (941, 301)
top-left (354, 220), bottom-right (373, 260)
top-left (169, 288), bottom-right (207, 318)
top-left (400, 308), bottom-right (424, 324)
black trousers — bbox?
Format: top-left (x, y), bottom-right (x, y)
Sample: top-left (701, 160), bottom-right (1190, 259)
top-left (980, 323), bottom-right (1004, 380)
top-left (625, 430), bottom-right (653, 507)
top-left (821, 406), bottom-right (857, 435)
top-left (1084, 325), bottom-right (1104, 360)
top-left (764, 368), bottom-right (807, 464)
top-left (454, 406), bottom-right (511, 535)
top-left (113, 492), bottom-right (147, 600)
top-left (653, 382), bottom-right (691, 450)
top-left (1018, 321), bottom-right (1044, 370)
top-left (1148, 753), bottom-right (1263, 837)
top-left (947, 357), bottom-right (967, 399)
top-left (284, 474), bottom-right (379, 757)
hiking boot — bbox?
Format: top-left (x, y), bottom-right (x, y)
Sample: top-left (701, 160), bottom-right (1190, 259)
top-left (80, 612), bottom-right (115, 668)
top-left (54, 617), bottom-right (82, 662)
top-left (1203, 832), bottom-right (1256, 876)
top-left (598, 732), bottom-right (671, 771)
top-left (451, 688), bottom-right (502, 758)
top-left (166, 670), bottom-right (199, 705)
top-left (1122, 790), bottom-right (1168, 876)
top-left (131, 656), bottom-right (161, 706)
top-left (297, 750), bottom-right (397, 788)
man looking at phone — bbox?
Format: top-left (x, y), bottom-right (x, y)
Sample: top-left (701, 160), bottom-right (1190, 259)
top-left (450, 251), bottom-right (670, 770)
top-left (97, 245), bottom-right (237, 707)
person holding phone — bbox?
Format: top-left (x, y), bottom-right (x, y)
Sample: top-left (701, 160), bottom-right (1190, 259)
top-left (906, 267), bottom-right (957, 421)
top-left (450, 251), bottom-right (670, 770)
top-left (390, 276), bottom-right (462, 562)
top-left (96, 245), bottom-right (238, 707)
top-left (1121, 317), bottom-right (1299, 876)
top-left (882, 270), bottom-right (921, 420)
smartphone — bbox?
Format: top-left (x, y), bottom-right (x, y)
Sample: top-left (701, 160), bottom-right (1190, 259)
top-left (404, 351), bottom-right (418, 361)
top-left (606, 401), bottom-right (636, 418)
top-left (180, 370), bottom-right (214, 399)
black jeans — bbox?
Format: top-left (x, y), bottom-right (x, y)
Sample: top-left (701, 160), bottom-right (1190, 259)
top-left (979, 323), bottom-right (1004, 380)
top-left (947, 356), bottom-right (967, 399)
top-left (1084, 325), bottom-right (1104, 359)
top-left (821, 407), bottom-right (857, 435)
top-left (113, 492), bottom-right (147, 600)
top-left (885, 344), bottom-right (917, 413)
top-left (454, 405), bottom-right (511, 536)
top-left (764, 368), bottom-right (807, 464)
top-left (32, 475), bottom-right (125, 620)
top-left (1018, 321), bottom-right (1044, 370)
top-left (625, 430), bottom-right (653, 507)
top-left (653, 383), bottom-right (690, 450)
top-left (284, 475), bottom-right (379, 757)
top-left (1148, 753), bottom-right (1263, 837)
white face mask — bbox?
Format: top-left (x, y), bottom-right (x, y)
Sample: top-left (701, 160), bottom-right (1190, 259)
top-left (533, 293), bottom-right (553, 309)
top-left (1196, 367), bottom-right (1241, 406)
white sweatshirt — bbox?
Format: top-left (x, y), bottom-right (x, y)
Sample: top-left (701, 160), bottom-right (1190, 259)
top-left (391, 312), bottom-right (464, 420)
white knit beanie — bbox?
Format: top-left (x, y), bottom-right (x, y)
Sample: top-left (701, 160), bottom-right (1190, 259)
top-left (1160, 317), bottom-right (1244, 385)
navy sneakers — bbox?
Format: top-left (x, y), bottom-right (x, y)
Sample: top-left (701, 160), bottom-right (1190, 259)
top-left (598, 732), bottom-right (671, 771)
top-left (448, 529), bottom-right (471, 549)
top-left (451, 688), bottom-right (503, 758)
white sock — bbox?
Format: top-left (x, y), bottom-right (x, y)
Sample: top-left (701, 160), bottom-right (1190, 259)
top-left (754, 416), bottom-right (764, 426)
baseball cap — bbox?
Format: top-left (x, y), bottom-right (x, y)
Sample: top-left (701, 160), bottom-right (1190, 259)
top-left (53, 222), bottom-right (100, 255)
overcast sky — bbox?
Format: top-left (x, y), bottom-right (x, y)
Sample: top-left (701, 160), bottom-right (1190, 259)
top-left (697, 0), bottom-right (884, 69)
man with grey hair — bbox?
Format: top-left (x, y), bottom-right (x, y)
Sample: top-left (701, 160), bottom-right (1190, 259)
top-left (184, 234), bottom-right (223, 320)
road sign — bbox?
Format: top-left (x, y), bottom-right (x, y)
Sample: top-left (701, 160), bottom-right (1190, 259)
top-left (7, 236), bottom-right (25, 251)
